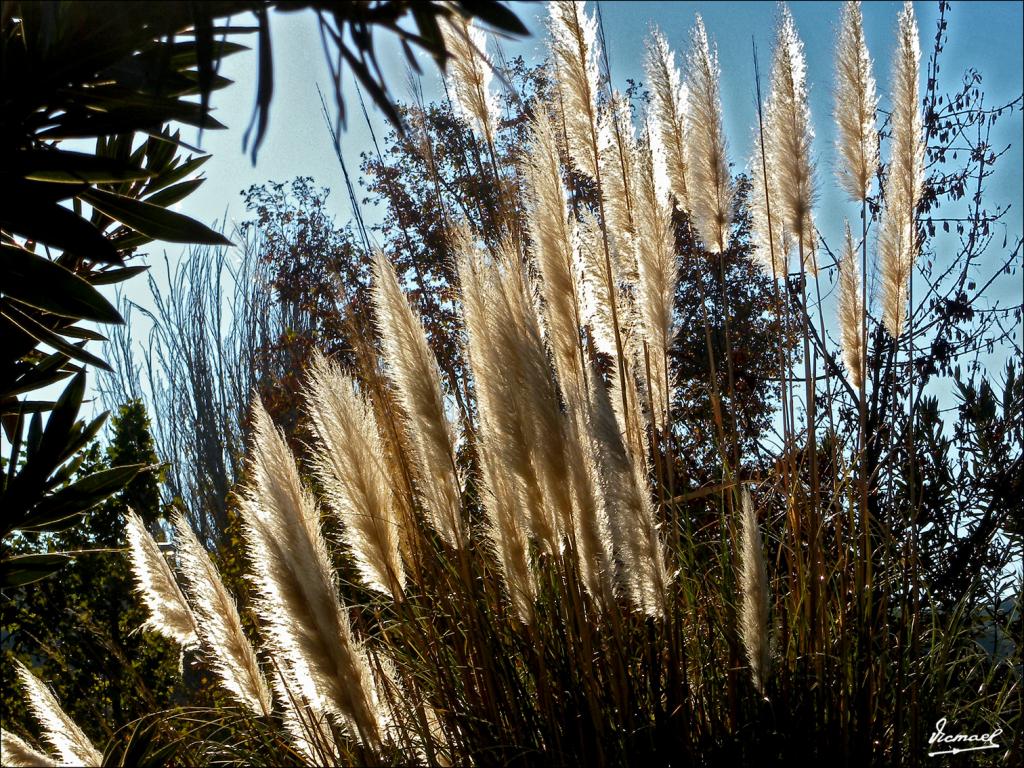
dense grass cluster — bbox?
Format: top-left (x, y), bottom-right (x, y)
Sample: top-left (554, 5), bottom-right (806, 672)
top-left (4, 2), bottom-right (1019, 766)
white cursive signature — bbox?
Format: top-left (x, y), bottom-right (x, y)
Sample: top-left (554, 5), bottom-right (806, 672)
top-left (927, 717), bottom-right (1003, 757)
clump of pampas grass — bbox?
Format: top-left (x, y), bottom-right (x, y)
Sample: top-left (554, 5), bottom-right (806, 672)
top-left (10, 4), bottom-right (1011, 766)
top-left (171, 512), bottom-right (272, 716)
top-left (240, 402), bottom-right (382, 747)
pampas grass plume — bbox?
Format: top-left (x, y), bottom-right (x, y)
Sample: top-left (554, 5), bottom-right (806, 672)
top-left (835, 1), bottom-right (879, 202)
top-left (172, 512), bottom-right (273, 716)
top-left (633, 134), bottom-right (679, 430)
top-left (458, 244), bottom-right (566, 553)
top-left (880, 0), bottom-right (925, 338)
top-left (439, 14), bottom-right (498, 147)
top-left (766, 5), bottom-right (818, 268)
top-left (738, 489), bottom-right (769, 693)
top-left (523, 106), bottom-right (587, 405)
top-left (240, 401), bottom-right (381, 747)
top-left (590, 369), bottom-right (667, 615)
top-left (646, 28), bottom-right (690, 211)
top-left (125, 509), bottom-right (198, 647)
top-left (838, 222), bottom-right (865, 390)
top-left (1, 731), bottom-right (55, 768)
top-left (371, 250), bottom-right (466, 549)
top-left (14, 661), bottom-right (102, 767)
top-left (686, 15), bottom-right (733, 253)
top-left (548, 0), bottom-right (601, 179)
top-left (749, 133), bottom-right (791, 278)
top-left (305, 353), bottom-right (406, 600)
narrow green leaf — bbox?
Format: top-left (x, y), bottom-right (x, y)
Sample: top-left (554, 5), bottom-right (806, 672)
top-left (60, 325), bottom-right (108, 342)
top-left (21, 464), bottom-right (146, 531)
top-left (1, 553), bottom-right (72, 588)
top-left (0, 371), bottom-right (87, 529)
top-left (89, 265), bottom-right (150, 286)
top-left (0, 244), bottom-right (123, 323)
top-left (8, 149), bottom-right (155, 183)
top-left (82, 188), bottom-right (232, 246)
top-left (465, 2), bottom-right (530, 36)
top-left (3, 351), bottom-right (74, 400)
top-left (1, 304), bottom-right (113, 371)
top-left (143, 178), bottom-right (203, 209)
top-left (1, 196), bottom-right (123, 264)
top-left (143, 154), bottom-right (210, 195)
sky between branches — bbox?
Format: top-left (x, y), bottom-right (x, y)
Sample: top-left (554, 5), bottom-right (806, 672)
top-left (105, 0), bottom-right (1020, 406)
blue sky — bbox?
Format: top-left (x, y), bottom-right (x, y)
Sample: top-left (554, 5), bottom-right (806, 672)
top-left (111, 0), bottom-right (1021, 415)
top-left (176, 0), bottom-right (1023, 243)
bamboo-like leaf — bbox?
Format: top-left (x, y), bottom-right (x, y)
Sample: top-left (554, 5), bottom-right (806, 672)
top-left (0, 553), bottom-right (72, 588)
top-left (21, 464), bottom-right (146, 532)
top-left (81, 188), bottom-right (232, 246)
top-left (0, 245), bottom-right (123, 323)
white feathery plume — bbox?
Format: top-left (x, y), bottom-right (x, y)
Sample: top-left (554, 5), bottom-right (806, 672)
top-left (171, 512), bottom-right (273, 716)
top-left (457, 240), bottom-right (541, 620)
top-left (838, 222), bottom-right (865, 390)
top-left (599, 91), bottom-right (639, 273)
top-left (880, 0), bottom-right (925, 338)
top-left (14, 661), bottom-right (102, 767)
top-left (686, 15), bottom-right (733, 253)
top-left (240, 401), bottom-right (381, 748)
top-left (1, 731), bottom-right (55, 768)
top-left (458, 245), bottom-right (560, 553)
top-left (835, 1), bottom-right (879, 202)
top-left (439, 14), bottom-right (499, 148)
top-left (478, 439), bottom-right (536, 623)
top-left (633, 133), bottom-right (679, 430)
top-left (738, 489), bottom-right (770, 694)
top-left (765, 5), bottom-right (818, 270)
top-left (491, 242), bottom-right (578, 544)
top-left (548, 0), bottom-right (602, 179)
top-left (749, 123), bottom-right (792, 278)
top-left (566, 417), bottom-right (614, 606)
top-left (574, 211), bottom-right (632, 364)
top-left (562, 362), bottom-right (615, 607)
top-left (590, 370), bottom-right (667, 615)
top-left (491, 240), bottom-right (581, 548)
top-left (609, 364), bottom-right (651, 480)
top-left (305, 353), bottom-right (406, 601)
top-left (645, 27), bottom-right (690, 211)
top-left (371, 251), bottom-right (466, 549)
top-left (522, 106), bottom-right (587, 405)
top-left (125, 509), bottom-right (198, 647)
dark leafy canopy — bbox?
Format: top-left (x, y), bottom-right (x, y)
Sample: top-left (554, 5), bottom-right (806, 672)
top-left (1, 3), bottom-right (239, 585)
top-left (0, 0), bottom-right (526, 583)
